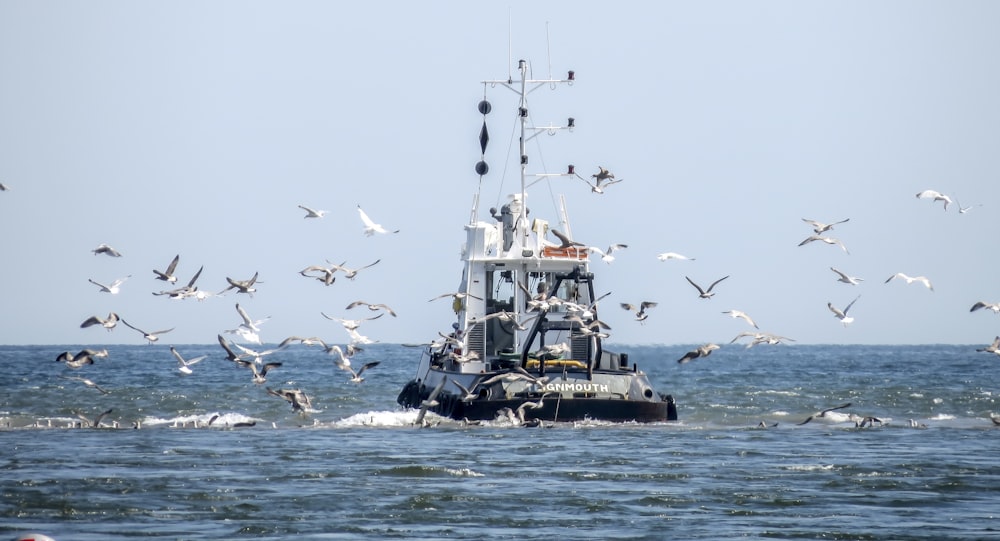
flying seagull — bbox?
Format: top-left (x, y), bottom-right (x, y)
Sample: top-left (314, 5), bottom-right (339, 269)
top-left (414, 378), bottom-right (448, 426)
top-left (885, 272), bottom-right (934, 291)
top-left (298, 204), bottom-right (327, 218)
top-left (56, 349), bottom-right (108, 368)
top-left (915, 189), bottom-right (953, 211)
top-left (677, 343), bottom-right (720, 364)
top-left (121, 319), bottom-right (175, 344)
top-left (339, 360), bottom-right (381, 383)
top-left (970, 301), bottom-right (1000, 314)
top-left (976, 336), bottom-right (1000, 355)
top-left (357, 205), bottom-right (399, 236)
top-left (170, 346), bottom-right (207, 375)
top-left (685, 275), bottom-right (729, 299)
top-left (657, 252), bottom-right (695, 262)
top-left (220, 271), bottom-right (259, 296)
top-left (74, 408), bottom-right (114, 428)
top-left (58, 375), bottom-right (111, 394)
top-left (798, 235), bottom-right (849, 254)
top-left (267, 387), bottom-right (313, 412)
top-left (345, 300), bottom-right (397, 317)
top-left (551, 229), bottom-right (585, 249)
top-left (801, 217), bottom-right (849, 234)
top-left (797, 403), bottom-right (852, 425)
top-left (576, 167), bottom-right (624, 193)
top-left (621, 301), bottom-right (657, 323)
top-left (722, 310), bottom-right (758, 329)
top-left (88, 275), bottom-right (131, 295)
top-left (328, 259), bottom-right (381, 280)
top-left (153, 254), bottom-right (180, 283)
top-left (828, 296), bottom-right (860, 326)
top-left (80, 312), bottom-right (120, 331)
top-left (587, 244), bottom-right (628, 264)
top-left (91, 243), bottom-right (122, 257)
top-left (830, 267), bottom-right (863, 286)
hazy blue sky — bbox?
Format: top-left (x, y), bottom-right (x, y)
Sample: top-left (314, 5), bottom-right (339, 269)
top-left (1, 2), bottom-right (998, 347)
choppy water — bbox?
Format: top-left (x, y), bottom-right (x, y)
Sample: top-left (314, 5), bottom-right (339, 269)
top-left (2, 343), bottom-right (999, 540)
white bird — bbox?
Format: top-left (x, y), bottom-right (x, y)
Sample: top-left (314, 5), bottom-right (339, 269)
top-left (73, 408), bottom-right (114, 428)
top-left (414, 378), bottom-right (448, 426)
top-left (657, 252), bottom-right (695, 262)
top-left (828, 296), bottom-right (860, 326)
top-left (429, 291), bottom-right (484, 303)
top-left (298, 204), bottom-right (327, 218)
top-left (328, 259), bottom-right (381, 280)
top-left (801, 217), bottom-right (850, 234)
top-left (80, 312), bottom-right (120, 331)
top-left (267, 387), bottom-right (313, 412)
top-left (885, 273), bottom-right (934, 291)
top-left (153, 254), bottom-right (180, 283)
top-left (88, 276), bottom-right (131, 295)
top-left (120, 319), bottom-right (174, 344)
top-left (955, 198), bottom-right (982, 214)
top-left (830, 267), bottom-right (863, 286)
top-left (91, 243), bottom-right (122, 257)
top-left (230, 303), bottom-right (270, 344)
top-left (231, 342), bottom-right (286, 365)
top-left (915, 189), bottom-right (953, 211)
top-left (797, 403), bottom-right (852, 425)
top-left (153, 265), bottom-right (204, 299)
top-left (722, 310), bottom-right (758, 329)
top-left (677, 343), bottom-right (720, 364)
top-left (450, 378), bottom-right (479, 402)
top-left (976, 336), bottom-right (1000, 355)
top-left (170, 346), bottom-right (207, 375)
top-left (341, 361), bottom-right (380, 383)
top-left (587, 244), bottom-right (628, 264)
top-left (798, 235), bottom-right (849, 254)
top-left (621, 301), bottom-right (657, 323)
top-left (345, 300), bottom-right (397, 317)
top-left (58, 375), bottom-right (111, 394)
top-left (321, 312), bottom-right (383, 331)
top-left (577, 167), bottom-right (624, 194)
top-left (970, 301), bottom-right (1000, 314)
top-left (232, 358), bottom-right (282, 384)
top-left (730, 331), bottom-right (795, 348)
top-left (357, 205), bottom-right (399, 236)
top-left (685, 275), bottom-right (729, 299)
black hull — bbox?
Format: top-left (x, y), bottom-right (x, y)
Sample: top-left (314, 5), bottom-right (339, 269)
top-left (398, 379), bottom-right (678, 423)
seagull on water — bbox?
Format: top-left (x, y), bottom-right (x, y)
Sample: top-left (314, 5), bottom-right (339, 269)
top-left (802, 217), bottom-right (850, 234)
top-left (88, 275), bottom-right (131, 295)
top-left (677, 343), bottom-right (720, 364)
top-left (80, 312), bottom-right (120, 331)
top-left (152, 254), bottom-right (180, 283)
top-left (828, 296), bottom-right (860, 326)
top-left (297, 204), bottom-right (327, 218)
top-left (685, 275), bottom-right (729, 299)
top-left (830, 267), bottom-right (863, 286)
top-left (915, 189), bottom-right (952, 211)
top-left (587, 244), bottom-right (628, 264)
top-left (74, 408), bottom-right (114, 428)
top-left (357, 205), bottom-right (399, 236)
top-left (121, 319), bottom-right (175, 344)
top-left (91, 243), bottom-right (122, 257)
top-left (170, 346), bottom-right (207, 375)
top-left (885, 272), bottom-right (934, 291)
top-left (722, 310), bottom-right (758, 329)
top-left (657, 252), bottom-right (695, 262)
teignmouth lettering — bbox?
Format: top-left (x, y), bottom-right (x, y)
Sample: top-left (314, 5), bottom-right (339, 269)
top-left (540, 383), bottom-right (610, 393)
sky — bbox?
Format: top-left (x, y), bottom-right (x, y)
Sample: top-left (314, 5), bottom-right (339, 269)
top-left (1, 2), bottom-right (999, 347)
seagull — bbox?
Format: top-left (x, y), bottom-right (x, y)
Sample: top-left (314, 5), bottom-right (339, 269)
top-left (327, 259), bottom-right (381, 280)
top-left (830, 267), bottom-right (863, 286)
top-left (322, 343), bottom-right (354, 371)
top-left (551, 229), bottom-right (585, 248)
top-left (729, 331), bottom-right (795, 348)
top-left (299, 264), bottom-right (337, 286)
top-left (577, 167), bottom-right (624, 193)
top-left (229, 303), bottom-right (270, 344)
top-left (450, 378), bottom-right (479, 402)
top-left (970, 301), bottom-right (1000, 314)
top-left (74, 408), bottom-right (114, 428)
top-left (976, 336), bottom-right (1000, 355)
top-left (217, 334), bottom-right (244, 362)
top-left (677, 343), bottom-right (720, 364)
top-left (298, 204), bottom-right (327, 218)
top-left (955, 198), bottom-right (982, 214)
top-left (321, 312), bottom-right (384, 331)
top-left (357, 205), bottom-right (399, 236)
top-left (685, 275), bottom-right (729, 299)
top-left (340, 360), bottom-right (380, 383)
top-left (587, 244), bottom-right (628, 264)
top-left (88, 275), bottom-right (131, 295)
top-left (120, 319), bottom-right (174, 344)
top-left (414, 378), bottom-right (448, 426)
top-left (277, 335), bottom-right (327, 348)
top-left (232, 358), bottom-right (282, 384)
top-left (657, 252), bottom-right (695, 262)
top-left (828, 296), bottom-right (860, 326)
top-left (153, 265), bottom-right (204, 299)
top-left (92, 243), bottom-right (122, 257)
top-left (152, 254), bottom-right (180, 283)
top-left (915, 189), bottom-right (953, 211)
top-left (220, 272), bottom-right (259, 296)
top-left (515, 394), bottom-right (552, 423)
top-left (592, 166), bottom-right (615, 183)
top-left (345, 300), bottom-right (397, 317)
top-left (797, 403), bottom-right (852, 425)
top-left (429, 291), bottom-right (484, 303)
top-left (58, 375), bottom-right (111, 394)
top-left (0, 182), bottom-right (8, 191)
top-left (722, 310), bottom-right (758, 329)
top-left (170, 346), bottom-right (207, 375)
top-left (621, 301), bottom-right (657, 323)
top-left (80, 312), bottom-right (120, 331)
top-left (231, 341), bottom-right (287, 365)
top-left (267, 387), bottom-right (313, 412)
top-left (470, 311), bottom-right (539, 332)
top-left (885, 273), bottom-right (933, 291)
top-left (801, 217), bottom-right (850, 234)
top-left (56, 349), bottom-right (104, 369)
top-left (798, 235), bottom-right (849, 254)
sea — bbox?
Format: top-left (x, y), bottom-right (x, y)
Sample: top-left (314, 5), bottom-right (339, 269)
top-left (1, 343), bottom-right (998, 540)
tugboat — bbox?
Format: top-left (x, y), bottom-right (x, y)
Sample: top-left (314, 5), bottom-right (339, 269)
top-left (397, 56), bottom-right (677, 424)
